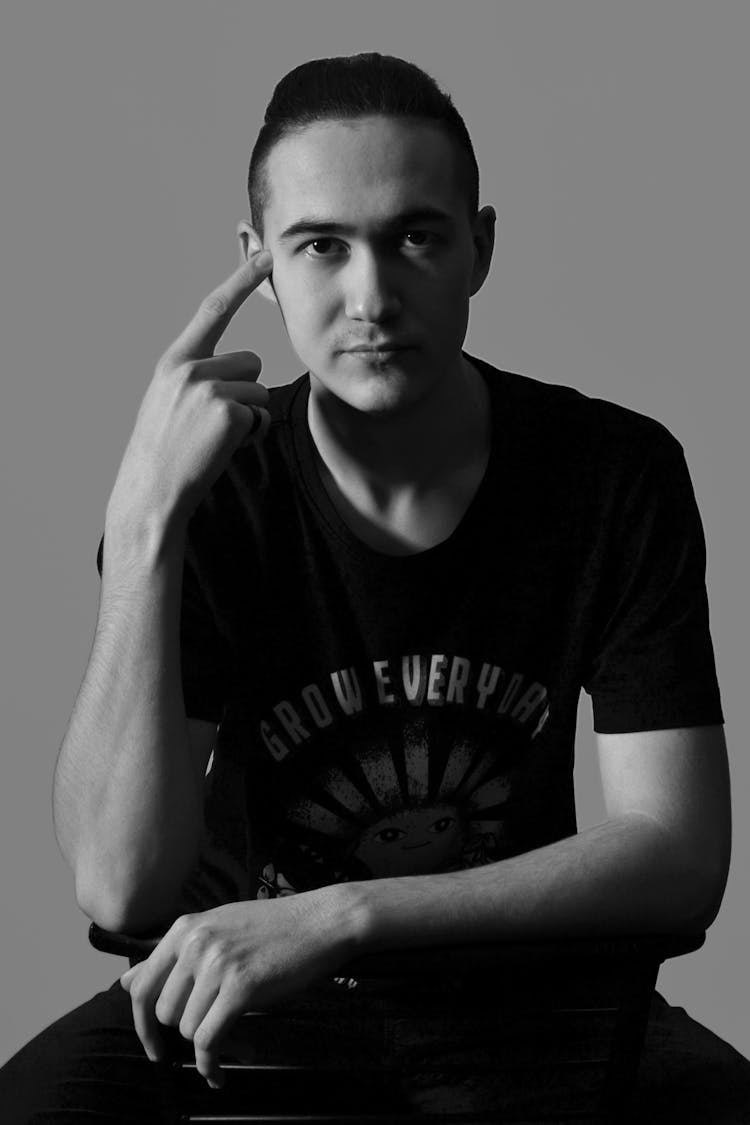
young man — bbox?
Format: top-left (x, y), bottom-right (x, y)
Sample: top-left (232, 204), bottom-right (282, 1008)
top-left (2, 52), bottom-right (747, 1121)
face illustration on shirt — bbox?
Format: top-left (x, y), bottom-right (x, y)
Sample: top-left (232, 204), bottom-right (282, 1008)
top-left (351, 803), bottom-right (463, 877)
top-left (276, 719), bottom-right (515, 888)
top-left (239, 114), bottom-right (495, 419)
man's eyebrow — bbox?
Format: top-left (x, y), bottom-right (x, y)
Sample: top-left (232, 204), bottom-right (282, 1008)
top-left (277, 207), bottom-right (455, 243)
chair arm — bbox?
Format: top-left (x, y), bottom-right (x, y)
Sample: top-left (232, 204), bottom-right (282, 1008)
top-left (89, 919), bottom-right (705, 974)
top-left (89, 921), bottom-right (165, 963)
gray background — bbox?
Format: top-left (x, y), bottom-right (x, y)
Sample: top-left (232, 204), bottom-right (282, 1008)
top-left (1, 0), bottom-right (747, 1068)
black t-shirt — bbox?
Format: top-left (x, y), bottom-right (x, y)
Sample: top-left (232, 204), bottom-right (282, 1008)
top-left (96, 353), bottom-right (723, 912)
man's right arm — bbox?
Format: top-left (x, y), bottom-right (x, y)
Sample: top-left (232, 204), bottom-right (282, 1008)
top-left (51, 249), bottom-right (274, 934)
top-left (53, 515), bottom-right (210, 934)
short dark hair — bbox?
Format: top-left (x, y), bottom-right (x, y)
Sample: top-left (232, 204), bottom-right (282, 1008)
top-left (247, 53), bottom-right (479, 240)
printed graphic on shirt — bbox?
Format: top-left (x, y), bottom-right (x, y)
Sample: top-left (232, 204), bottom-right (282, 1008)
top-left (259, 653), bottom-right (550, 761)
top-left (249, 653), bottom-right (550, 898)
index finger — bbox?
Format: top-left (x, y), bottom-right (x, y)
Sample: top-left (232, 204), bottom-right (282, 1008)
top-left (167, 249), bottom-right (273, 364)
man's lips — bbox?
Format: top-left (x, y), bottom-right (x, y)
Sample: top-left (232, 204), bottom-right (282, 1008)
top-left (343, 344), bottom-right (415, 354)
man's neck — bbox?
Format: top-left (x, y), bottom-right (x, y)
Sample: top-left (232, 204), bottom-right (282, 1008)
top-left (306, 355), bottom-right (491, 510)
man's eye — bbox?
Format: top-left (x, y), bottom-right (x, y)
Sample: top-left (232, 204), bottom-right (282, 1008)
top-left (304, 238), bottom-right (342, 258)
top-left (403, 231), bottom-right (436, 248)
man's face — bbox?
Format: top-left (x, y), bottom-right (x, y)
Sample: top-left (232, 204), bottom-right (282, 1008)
top-left (248, 115), bottom-right (493, 415)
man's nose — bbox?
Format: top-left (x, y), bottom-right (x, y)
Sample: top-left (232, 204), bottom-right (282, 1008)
top-left (343, 250), bottom-right (402, 322)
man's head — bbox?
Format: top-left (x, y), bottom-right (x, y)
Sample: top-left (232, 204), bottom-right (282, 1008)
top-left (247, 53), bottom-right (480, 243)
top-left (238, 53), bottom-right (495, 415)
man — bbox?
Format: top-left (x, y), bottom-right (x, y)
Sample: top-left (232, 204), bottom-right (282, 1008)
top-left (1, 52), bottom-right (746, 1121)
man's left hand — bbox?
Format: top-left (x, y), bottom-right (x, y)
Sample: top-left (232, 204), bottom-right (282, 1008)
top-left (119, 890), bottom-right (360, 1089)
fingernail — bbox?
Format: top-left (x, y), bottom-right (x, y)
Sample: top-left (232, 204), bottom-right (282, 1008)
top-left (255, 250), bottom-right (272, 268)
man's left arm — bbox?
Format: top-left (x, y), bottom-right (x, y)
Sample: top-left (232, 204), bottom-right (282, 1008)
top-left (347, 724), bottom-right (731, 953)
top-left (121, 725), bottom-right (730, 1085)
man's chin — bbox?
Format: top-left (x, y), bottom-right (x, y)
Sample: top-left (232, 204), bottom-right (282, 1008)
top-left (333, 382), bottom-right (420, 420)
top-left (309, 361), bottom-right (421, 415)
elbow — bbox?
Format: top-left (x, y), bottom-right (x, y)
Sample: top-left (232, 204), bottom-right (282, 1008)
top-left (76, 872), bottom-right (184, 937)
top-left (636, 803), bottom-right (732, 936)
top-left (682, 856), bottom-right (731, 934)
top-left (77, 890), bottom-right (178, 937)
top-left (683, 815), bottom-right (732, 934)
top-left (664, 834), bottom-right (731, 935)
top-left (77, 893), bottom-right (132, 936)
top-left (74, 832), bottom-right (205, 936)
top-left (627, 810), bottom-right (731, 935)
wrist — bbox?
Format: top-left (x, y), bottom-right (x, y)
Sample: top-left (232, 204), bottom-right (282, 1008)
top-left (103, 504), bottom-right (187, 571)
top-left (313, 880), bottom-right (375, 960)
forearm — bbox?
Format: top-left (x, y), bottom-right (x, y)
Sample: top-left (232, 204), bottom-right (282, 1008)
top-left (347, 812), bottom-right (714, 956)
top-left (52, 510), bottom-right (203, 932)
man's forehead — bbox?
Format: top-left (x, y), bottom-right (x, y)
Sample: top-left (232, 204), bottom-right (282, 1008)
top-left (263, 116), bottom-right (463, 231)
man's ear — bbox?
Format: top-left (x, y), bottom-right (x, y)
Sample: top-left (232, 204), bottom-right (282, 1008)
top-left (468, 205), bottom-right (496, 298)
top-left (237, 220), bottom-right (277, 305)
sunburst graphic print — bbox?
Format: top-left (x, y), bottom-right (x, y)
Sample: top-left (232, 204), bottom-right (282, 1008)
top-left (276, 715), bottom-right (514, 882)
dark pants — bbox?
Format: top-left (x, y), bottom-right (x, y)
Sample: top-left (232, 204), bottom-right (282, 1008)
top-left (1, 977), bottom-right (749, 1123)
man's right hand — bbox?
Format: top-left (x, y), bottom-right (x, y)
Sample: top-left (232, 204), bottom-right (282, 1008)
top-left (107, 248), bottom-right (274, 535)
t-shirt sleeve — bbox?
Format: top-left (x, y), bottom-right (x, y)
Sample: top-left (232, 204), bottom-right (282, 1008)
top-left (96, 531), bottom-right (232, 724)
top-left (583, 428), bottom-right (724, 733)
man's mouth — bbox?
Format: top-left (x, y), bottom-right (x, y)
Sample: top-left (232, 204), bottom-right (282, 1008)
top-left (343, 345), bottom-right (415, 361)
top-left (344, 340), bottom-right (415, 354)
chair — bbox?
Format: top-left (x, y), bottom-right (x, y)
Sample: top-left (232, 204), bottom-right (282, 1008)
top-left (89, 920), bottom-right (704, 1124)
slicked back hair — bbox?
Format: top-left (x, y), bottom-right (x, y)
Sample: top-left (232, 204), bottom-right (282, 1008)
top-left (247, 53), bottom-right (479, 240)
